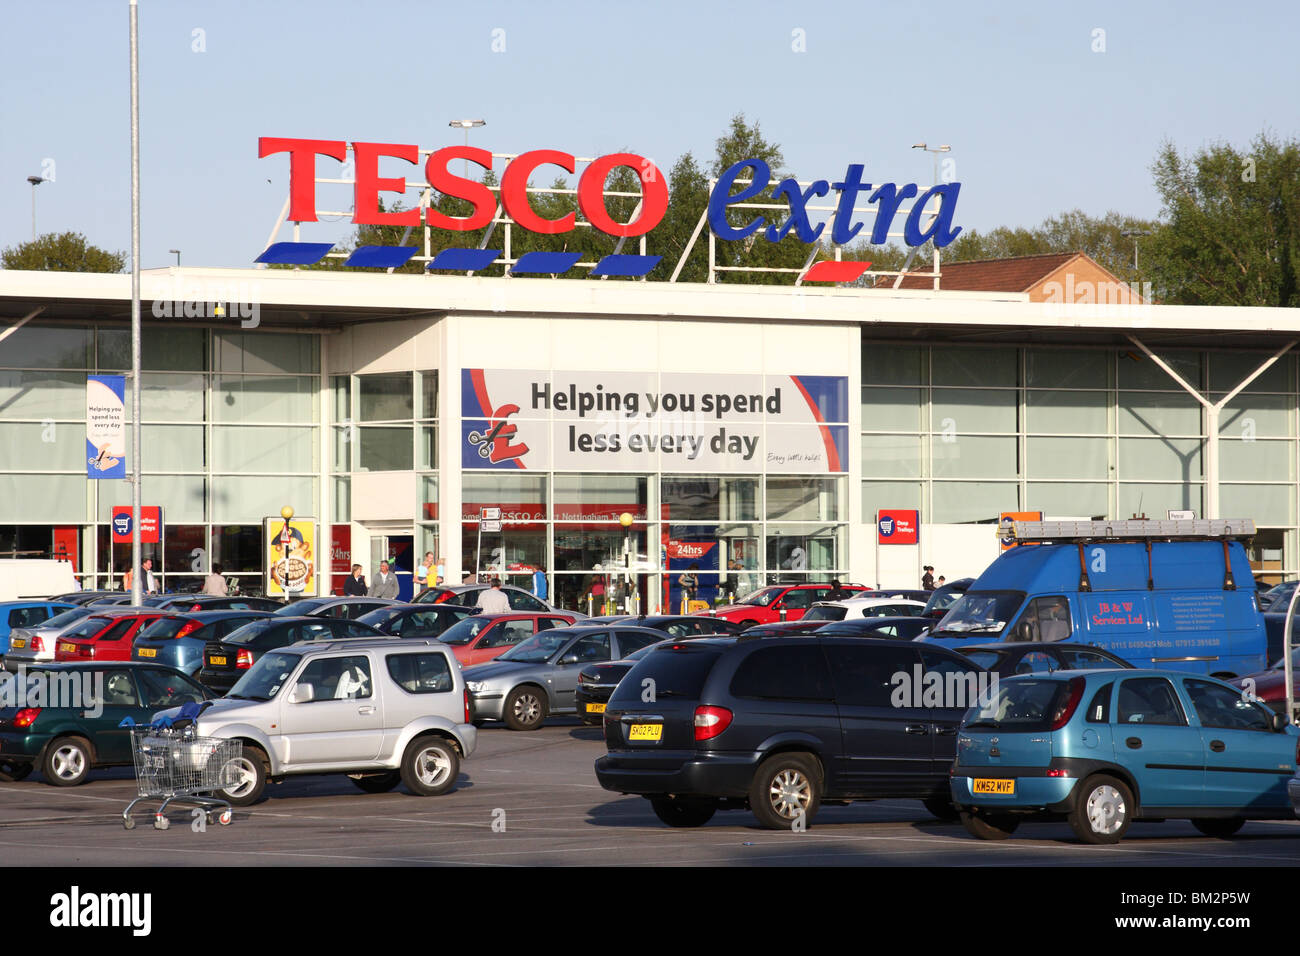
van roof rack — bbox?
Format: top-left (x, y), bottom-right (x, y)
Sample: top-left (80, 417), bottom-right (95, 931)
top-left (1001, 518), bottom-right (1255, 544)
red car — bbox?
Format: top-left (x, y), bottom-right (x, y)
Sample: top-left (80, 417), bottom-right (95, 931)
top-left (436, 612), bottom-right (578, 667)
top-left (53, 610), bottom-right (164, 663)
top-left (1233, 649), bottom-right (1300, 713)
top-left (705, 583), bottom-right (869, 628)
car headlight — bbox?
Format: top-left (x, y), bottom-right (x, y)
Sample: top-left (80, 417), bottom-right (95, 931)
top-left (466, 681), bottom-right (487, 693)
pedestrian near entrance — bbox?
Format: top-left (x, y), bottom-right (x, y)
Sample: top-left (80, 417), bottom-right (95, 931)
top-left (477, 578), bottom-right (512, 614)
top-left (435, 556), bottom-right (446, 586)
top-left (368, 561), bottom-right (399, 599)
top-left (531, 563), bottom-right (548, 601)
top-left (203, 563), bottom-right (228, 596)
top-left (937, 575), bottom-right (946, 587)
top-left (922, 566), bottom-right (935, 590)
top-left (416, 551), bottom-right (435, 590)
top-left (142, 557), bottom-right (158, 594)
top-left (678, 563), bottom-right (699, 614)
top-left (344, 563), bottom-right (367, 596)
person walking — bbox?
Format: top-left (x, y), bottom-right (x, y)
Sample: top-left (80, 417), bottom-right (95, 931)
top-left (368, 560), bottom-right (399, 599)
top-left (415, 551), bottom-right (435, 591)
top-left (343, 563), bottom-right (367, 596)
top-left (531, 563), bottom-right (548, 602)
top-left (827, 578), bottom-right (850, 601)
top-left (203, 563), bottom-right (228, 596)
top-left (922, 566), bottom-right (935, 590)
top-left (142, 557), bottom-right (158, 594)
top-left (677, 563), bottom-right (699, 614)
top-left (477, 577), bottom-right (512, 614)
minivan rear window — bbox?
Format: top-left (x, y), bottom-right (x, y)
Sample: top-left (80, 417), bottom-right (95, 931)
top-left (730, 646), bottom-right (833, 701)
top-left (610, 648), bottom-right (722, 705)
top-left (962, 678), bottom-right (1068, 732)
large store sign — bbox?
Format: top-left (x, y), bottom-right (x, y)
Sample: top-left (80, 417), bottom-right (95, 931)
top-left (259, 137), bottom-right (962, 248)
top-left (462, 369), bottom-right (848, 474)
top-left (86, 375), bottom-right (126, 479)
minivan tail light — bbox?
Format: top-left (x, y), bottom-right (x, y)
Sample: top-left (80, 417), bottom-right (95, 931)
top-left (1050, 677), bottom-right (1087, 730)
top-left (235, 649), bottom-right (254, 669)
top-left (464, 688), bottom-right (471, 724)
top-left (694, 705), bottom-right (733, 741)
top-left (13, 708), bottom-right (41, 728)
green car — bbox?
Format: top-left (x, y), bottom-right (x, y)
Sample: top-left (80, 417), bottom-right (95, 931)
top-left (0, 662), bottom-right (213, 786)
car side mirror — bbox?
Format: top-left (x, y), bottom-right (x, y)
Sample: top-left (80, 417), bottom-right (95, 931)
top-left (1271, 711), bottom-right (1290, 732)
top-left (1017, 621), bottom-right (1034, 643)
top-left (559, 652), bottom-right (580, 666)
top-left (289, 682), bottom-right (315, 704)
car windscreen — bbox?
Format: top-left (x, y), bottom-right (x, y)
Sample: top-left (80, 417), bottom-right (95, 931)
top-left (609, 646), bottom-right (722, 705)
top-left (737, 587), bottom-right (781, 607)
top-left (962, 677), bottom-right (1068, 732)
top-left (36, 607), bottom-right (93, 630)
top-left (497, 631), bottom-right (572, 663)
top-left (932, 591), bottom-right (1025, 638)
top-left (62, 617), bottom-right (111, 639)
top-left (622, 640), bottom-right (669, 662)
top-left (802, 604), bottom-right (846, 622)
top-left (436, 616), bottom-right (494, 645)
top-left (922, 581), bottom-right (969, 616)
top-left (274, 598), bottom-right (328, 616)
top-left (139, 617), bottom-right (187, 639)
top-left (228, 651), bottom-right (301, 701)
top-left (222, 619), bottom-right (279, 645)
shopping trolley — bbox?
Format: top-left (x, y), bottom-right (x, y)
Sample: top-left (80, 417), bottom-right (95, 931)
top-left (121, 724), bottom-right (243, 830)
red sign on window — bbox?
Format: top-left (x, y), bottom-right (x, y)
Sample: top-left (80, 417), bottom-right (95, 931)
top-left (111, 506), bottom-right (162, 544)
top-left (876, 509), bottom-right (919, 545)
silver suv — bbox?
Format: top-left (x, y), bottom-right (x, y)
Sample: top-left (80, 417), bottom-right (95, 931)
top-left (157, 638), bottom-right (475, 805)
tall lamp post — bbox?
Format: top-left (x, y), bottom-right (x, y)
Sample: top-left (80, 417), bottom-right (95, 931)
top-left (619, 511), bottom-right (634, 614)
top-left (169, 248), bottom-right (180, 267)
top-left (911, 143), bottom-right (951, 185)
top-left (1121, 229), bottom-right (1151, 270)
top-left (448, 119), bottom-right (486, 178)
top-left (26, 176), bottom-right (48, 240)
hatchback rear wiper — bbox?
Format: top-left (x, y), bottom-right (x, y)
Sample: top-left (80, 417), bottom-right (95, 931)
top-left (964, 719), bottom-right (1001, 729)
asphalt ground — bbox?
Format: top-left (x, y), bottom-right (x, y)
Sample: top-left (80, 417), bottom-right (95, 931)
top-left (2, 718), bottom-right (1298, 867)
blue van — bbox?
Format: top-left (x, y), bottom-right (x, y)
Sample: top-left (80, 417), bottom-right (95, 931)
top-left (920, 521), bottom-right (1266, 679)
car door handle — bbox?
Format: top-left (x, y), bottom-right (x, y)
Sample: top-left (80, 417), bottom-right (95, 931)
top-left (934, 726), bottom-right (957, 735)
top-left (905, 724), bottom-right (929, 735)
top-left (1126, 737), bottom-right (1142, 749)
top-left (1209, 739), bottom-right (1225, 752)
top-left (357, 705), bottom-right (376, 715)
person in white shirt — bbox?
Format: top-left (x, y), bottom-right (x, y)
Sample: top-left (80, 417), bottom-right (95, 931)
top-left (202, 563), bottom-right (228, 596)
top-left (476, 579), bottom-right (512, 614)
top-left (142, 557), bottom-right (159, 594)
top-left (368, 561), bottom-right (400, 600)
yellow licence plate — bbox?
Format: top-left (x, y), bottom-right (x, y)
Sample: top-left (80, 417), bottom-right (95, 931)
top-left (58, 642), bottom-right (75, 654)
top-left (9, 638), bottom-right (23, 648)
top-left (209, 656), bottom-right (227, 666)
top-left (973, 778), bottom-right (1015, 795)
top-left (628, 723), bottom-right (662, 742)
top-left (585, 702), bottom-right (606, 714)
top-left (137, 648), bottom-right (157, 658)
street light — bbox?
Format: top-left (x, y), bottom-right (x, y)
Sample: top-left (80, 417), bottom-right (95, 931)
top-left (911, 143), bottom-right (951, 185)
top-left (449, 119), bottom-right (486, 178)
top-left (26, 175), bottom-right (47, 240)
top-left (1121, 229), bottom-right (1152, 270)
top-left (619, 511), bottom-right (634, 614)
top-left (168, 248), bottom-right (180, 267)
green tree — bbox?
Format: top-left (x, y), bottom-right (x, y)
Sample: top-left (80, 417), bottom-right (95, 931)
top-left (1144, 133), bottom-right (1300, 306)
top-left (1, 231), bottom-right (126, 273)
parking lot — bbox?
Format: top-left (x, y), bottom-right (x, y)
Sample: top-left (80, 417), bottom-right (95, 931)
top-left (2, 719), bottom-right (1298, 867)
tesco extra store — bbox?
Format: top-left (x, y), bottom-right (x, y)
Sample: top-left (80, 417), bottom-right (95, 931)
top-left (3, 262), bottom-right (1300, 612)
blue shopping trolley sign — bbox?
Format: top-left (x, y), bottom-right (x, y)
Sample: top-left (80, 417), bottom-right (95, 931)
top-left (113, 513), bottom-right (132, 537)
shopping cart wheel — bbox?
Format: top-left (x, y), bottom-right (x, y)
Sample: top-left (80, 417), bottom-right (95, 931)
top-left (123, 816), bottom-right (136, 830)
top-left (154, 814), bottom-right (170, 830)
top-left (217, 808), bottom-right (233, 826)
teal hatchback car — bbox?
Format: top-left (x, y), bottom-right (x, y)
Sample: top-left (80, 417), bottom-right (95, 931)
top-left (951, 669), bottom-right (1299, 844)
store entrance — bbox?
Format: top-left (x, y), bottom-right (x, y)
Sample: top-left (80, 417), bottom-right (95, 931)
top-left (371, 534), bottom-right (415, 600)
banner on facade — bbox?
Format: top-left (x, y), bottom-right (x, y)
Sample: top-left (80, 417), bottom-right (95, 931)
top-left (265, 517), bottom-right (317, 596)
top-left (461, 369), bottom-right (848, 474)
top-left (86, 375), bottom-right (126, 479)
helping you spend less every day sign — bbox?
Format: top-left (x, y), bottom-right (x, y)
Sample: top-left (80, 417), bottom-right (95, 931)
top-left (462, 370), bottom-right (848, 473)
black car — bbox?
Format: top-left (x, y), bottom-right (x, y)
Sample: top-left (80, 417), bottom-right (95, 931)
top-left (355, 604), bottom-right (474, 639)
top-left (921, 577), bottom-right (973, 619)
top-left (954, 641), bottom-right (1133, 677)
top-left (620, 615), bottom-right (743, 638)
top-left (198, 615), bottom-right (383, 693)
top-left (734, 620), bottom-right (826, 638)
top-left (595, 636), bottom-right (987, 828)
top-left (269, 596), bottom-right (396, 620)
top-left (154, 595), bottom-right (284, 612)
top-left (575, 630), bottom-right (703, 723)
top-left (814, 616), bottom-right (933, 640)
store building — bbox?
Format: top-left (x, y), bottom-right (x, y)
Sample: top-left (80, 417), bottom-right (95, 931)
top-left (1, 265), bottom-right (1297, 609)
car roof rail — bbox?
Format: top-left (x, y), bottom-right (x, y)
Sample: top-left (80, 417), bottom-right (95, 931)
top-left (289, 637), bottom-right (443, 652)
top-left (1002, 517), bottom-right (1255, 544)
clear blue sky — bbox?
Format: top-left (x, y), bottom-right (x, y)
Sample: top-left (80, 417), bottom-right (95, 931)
top-left (2, 0), bottom-right (1297, 269)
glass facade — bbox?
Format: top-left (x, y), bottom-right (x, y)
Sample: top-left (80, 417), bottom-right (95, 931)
top-left (861, 343), bottom-right (1300, 576)
top-left (0, 324), bottom-right (319, 591)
